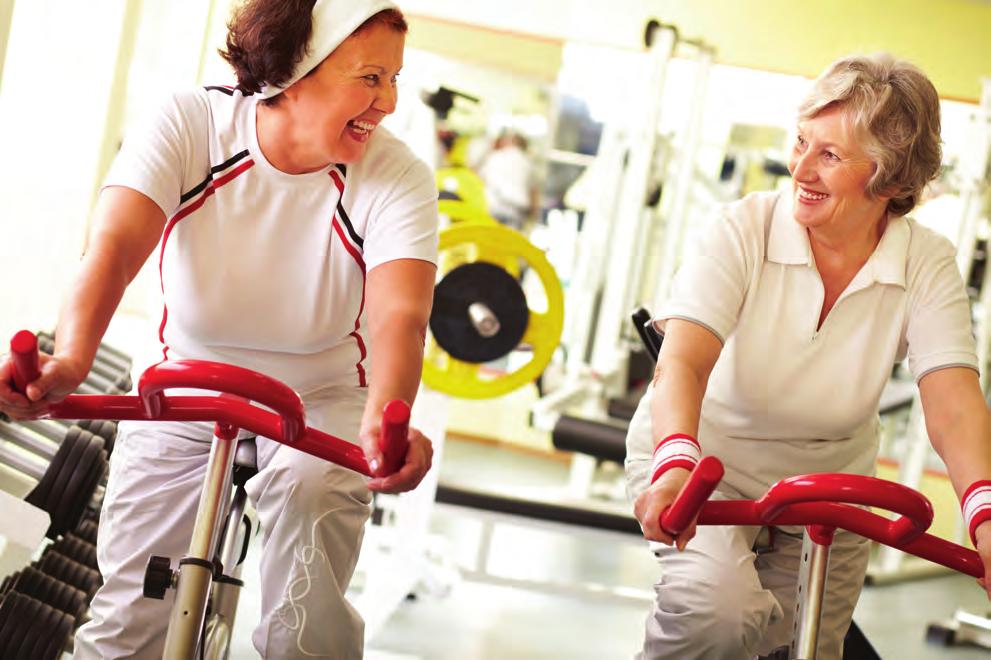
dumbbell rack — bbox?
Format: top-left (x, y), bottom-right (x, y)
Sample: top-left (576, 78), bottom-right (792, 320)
top-left (0, 331), bottom-right (130, 659)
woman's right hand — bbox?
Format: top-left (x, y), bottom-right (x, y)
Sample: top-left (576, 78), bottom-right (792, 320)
top-left (0, 351), bottom-right (87, 420)
top-left (633, 467), bottom-right (697, 551)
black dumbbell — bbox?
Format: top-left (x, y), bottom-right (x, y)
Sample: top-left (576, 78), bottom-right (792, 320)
top-left (0, 566), bottom-right (87, 624)
top-left (20, 418), bottom-right (116, 455)
top-left (5, 428), bottom-right (109, 539)
top-left (0, 592), bottom-right (74, 660)
top-left (46, 533), bottom-right (98, 572)
top-left (34, 550), bottom-right (101, 599)
top-left (74, 519), bottom-right (99, 545)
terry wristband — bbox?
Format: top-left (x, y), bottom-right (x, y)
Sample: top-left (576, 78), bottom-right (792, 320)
top-left (649, 433), bottom-right (701, 485)
top-left (962, 480), bottom-right (991, 546)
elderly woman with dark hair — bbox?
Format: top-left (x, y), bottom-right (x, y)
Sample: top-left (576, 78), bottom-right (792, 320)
top-left (625, 53), bottom-right (991, 659)
top-left (0, 0), bottom-right (437, 658)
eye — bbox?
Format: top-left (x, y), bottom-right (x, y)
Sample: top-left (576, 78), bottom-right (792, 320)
top-left (795, 135), bottom-right (807, 151)
top-left (362, 74), bottom-right (380, 86)
top-left (823, 150), bottom-right (839, 162)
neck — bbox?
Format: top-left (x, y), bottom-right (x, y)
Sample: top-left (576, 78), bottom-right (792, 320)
top-left (256, 102), bottom-right (327, 174)
top-left (808, 210), bottom-right (887, 271)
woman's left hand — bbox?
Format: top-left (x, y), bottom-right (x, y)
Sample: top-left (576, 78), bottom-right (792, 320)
top-left (360, 423), bottom-right (433, 494)
top-left (974, 521), bottom-right (991, 599)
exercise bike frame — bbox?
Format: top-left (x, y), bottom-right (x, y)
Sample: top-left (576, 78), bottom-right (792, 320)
top-left (659, 456), bottom-right (982, 660)
top-left (9, 330), bottom-right (410, 659)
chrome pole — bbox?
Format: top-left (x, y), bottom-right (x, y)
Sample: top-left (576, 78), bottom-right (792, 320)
top-left (792, 526), bottom-right (834, 660)
top-left (163, 431), bottom-right (238, 659)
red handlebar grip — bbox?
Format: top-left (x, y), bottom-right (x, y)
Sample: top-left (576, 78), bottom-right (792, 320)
top-left (10, 331), bottom-right (41, 394)
top-left (378, 400), bottom-right (410, 476)
top-left (660, 456), bottom-right (725, 535)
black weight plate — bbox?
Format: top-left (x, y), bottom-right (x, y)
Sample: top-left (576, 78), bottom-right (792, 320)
top-left (75, 519), bottom-right (99, 545)
top-left (53, 534), bottom-right (98, 571)
top-left (0, 592), bottom-right (23, 654)
top-left (430, 262), bottom-right (530, 363)
top-left (64, 450), bottom-right (107, 542)
top-left (23, 432), bottom-right (75, 514)
top-left (35, 552), bottom-right (98, 598)
top-left (5, 594), bottom-right (40, 659)
top-left (18, 601), bottom-right (54, 660)
top-left (28, 604), bottom-right (68, 660)
top-left (52, 580), bottom-right (86, 623)
top-left (44, 434), bottom-right (99, 538)
top-left (50, 438), bottom-right (104, 538)
top-left (40, 609), bottom-right (73, 660)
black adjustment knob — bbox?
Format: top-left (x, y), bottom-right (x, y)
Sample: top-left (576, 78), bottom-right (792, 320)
top-left (143, 555), bottom-right (174, 599)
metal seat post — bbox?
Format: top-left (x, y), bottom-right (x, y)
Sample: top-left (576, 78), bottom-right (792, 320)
top-left (162, 425), bottom-right (239, 659)
top-left (792, 525), bottom-right (835, 660)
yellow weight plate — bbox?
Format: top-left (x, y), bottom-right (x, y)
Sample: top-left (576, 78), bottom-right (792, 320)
top-left (423, 224), bottom-right (564, 399)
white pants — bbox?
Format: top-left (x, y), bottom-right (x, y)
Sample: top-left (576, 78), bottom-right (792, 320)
top-left (636, 498), bottom-right (870, 660)
top-left (74, 388), bottom-right (371, 660)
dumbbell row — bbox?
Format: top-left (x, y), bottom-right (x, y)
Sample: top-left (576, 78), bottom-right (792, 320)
top-left (0, 425), bottom-right (109, 539)
top-left (0, 520), bottom-right (101, 659)
top-left (0, 591), bottom-right (74, 660)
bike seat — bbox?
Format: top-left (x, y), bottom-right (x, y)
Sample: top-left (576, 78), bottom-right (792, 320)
top-left (232, 437), bottom-right (258, 486)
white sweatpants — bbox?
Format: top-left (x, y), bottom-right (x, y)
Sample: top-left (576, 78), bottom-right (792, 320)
top-left (73, 387), bottom-right (371, 660)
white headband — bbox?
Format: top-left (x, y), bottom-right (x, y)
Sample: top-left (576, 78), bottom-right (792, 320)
top-left (259, 0), bottom-right (399, 99)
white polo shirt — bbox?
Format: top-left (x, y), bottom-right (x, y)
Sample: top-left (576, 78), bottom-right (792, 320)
top-left (104, 86), bottom-right (438, 397)
top-left (627, 190), bottom-right (977, 498)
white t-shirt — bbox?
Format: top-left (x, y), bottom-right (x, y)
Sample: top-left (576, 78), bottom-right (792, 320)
top-left (104, 86), bottom-right (438, 397)
top-left (627, 190), bottom-right (977, 498)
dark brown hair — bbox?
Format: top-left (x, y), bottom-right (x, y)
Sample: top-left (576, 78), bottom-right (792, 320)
top-left (220, 1), bottom-right (408, 101)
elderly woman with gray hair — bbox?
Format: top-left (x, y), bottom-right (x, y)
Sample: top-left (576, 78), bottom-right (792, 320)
top-left (625, 53), bottom-right (991, 659)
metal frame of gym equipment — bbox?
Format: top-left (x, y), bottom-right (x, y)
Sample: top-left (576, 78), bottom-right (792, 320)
top-left (534, 21), bottom-right (675, 425)
top-left (533, 23), bottom-right (715, 501)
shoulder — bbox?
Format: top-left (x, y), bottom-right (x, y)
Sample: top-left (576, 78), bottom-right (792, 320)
top-left (901, 215), bottom-right (961, 291)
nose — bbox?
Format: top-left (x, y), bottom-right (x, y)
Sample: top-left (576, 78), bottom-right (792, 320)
top-left (375, 83), bottom-right (398, 115)
top-left (790, 149), bottom-right (817, 183)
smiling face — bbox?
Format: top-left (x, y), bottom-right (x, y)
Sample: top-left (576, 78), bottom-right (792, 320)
top-left (281, 21), bottom-right (404, 165)
top-left (788, 104), bottom-right (890, 237)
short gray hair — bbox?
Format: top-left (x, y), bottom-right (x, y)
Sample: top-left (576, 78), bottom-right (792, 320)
top-left (798, 53), bottom-right (942, 217)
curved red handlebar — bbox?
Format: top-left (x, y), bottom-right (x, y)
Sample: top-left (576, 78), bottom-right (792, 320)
top-left (138, 360), bottom-right (307, 443)
top-left (8, 331), bottom-right (411, 479)
top-left (758, 473), bottom-right (933, 545)
top-left (658, 455), bottom-right (982, 579)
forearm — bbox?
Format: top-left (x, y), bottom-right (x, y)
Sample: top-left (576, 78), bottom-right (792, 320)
top-left (650, 359), bottom-right (707, 450)
top-left (53, 245), bottom-right (132, 371)
top-left (361, 318), bottom-right (426, 428)
top-left (930, 408), bottom-right (991, 502)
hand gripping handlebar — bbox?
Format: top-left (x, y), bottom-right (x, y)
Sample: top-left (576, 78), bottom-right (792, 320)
top-left (659, 455), bottom-right (982, 578)
top-left (9, 331), bottom-right (410, 478)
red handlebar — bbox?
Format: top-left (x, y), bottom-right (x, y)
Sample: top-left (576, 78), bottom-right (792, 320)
top-left (7, 331), bottom-right (411, 479)
top-left (658, 456), bottom-right (982, 579)
top-left (660, 456), bottom-right (724, 535)
top-left (138, 360), bottom-right (307, 443)
top-left (379, 400), bottom-right (411, 476)
top-left (10, 331), bottom-right (40, 392)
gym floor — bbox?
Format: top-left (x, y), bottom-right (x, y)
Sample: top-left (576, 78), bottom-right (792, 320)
top-left (226, 437), bottom-right (991, 660)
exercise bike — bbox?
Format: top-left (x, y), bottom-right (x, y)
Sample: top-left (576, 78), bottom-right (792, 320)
top-left (8, 330), bottom-right (411, 659)
top-left (661, 455), bottom-right (983, 659)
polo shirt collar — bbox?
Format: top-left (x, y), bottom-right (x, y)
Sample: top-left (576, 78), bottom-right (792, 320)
top-left (767, 190), bottom-right (909, 289)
